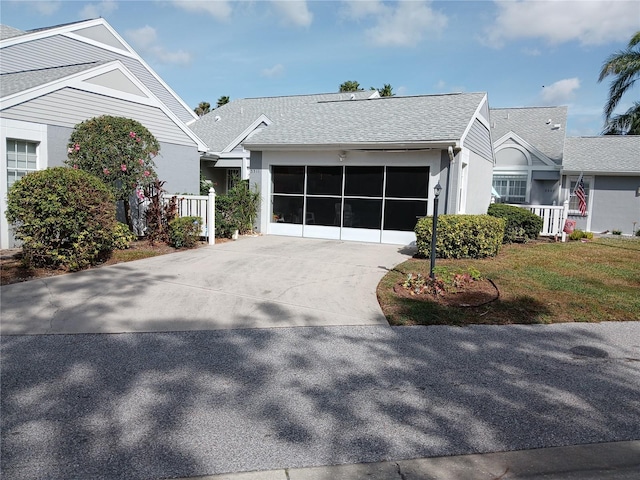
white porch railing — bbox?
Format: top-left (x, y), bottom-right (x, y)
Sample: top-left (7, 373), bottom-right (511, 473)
top-left (510, 200), bottom-right (569, 242)
top-left (162, 188), bottom-right (216, 245)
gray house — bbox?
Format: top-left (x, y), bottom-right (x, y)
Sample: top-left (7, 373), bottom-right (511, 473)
top-left (562, 136), bottom-right (640, 235)
top-left (238, 92), bottom-right (494, 245)
top-left (1, 19), bottom-right (207, 248)
top-left (490, 106), bottom-right (567, 205)
top-left (189, 91), bottom-right (378, 194)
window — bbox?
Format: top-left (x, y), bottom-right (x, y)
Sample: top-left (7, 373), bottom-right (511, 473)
top-left (7, 139), bottom-right (38, 188)
top-left (568, 177), bottom-right (590, 213)
top-left (492, 175), bottom-right (527, 203)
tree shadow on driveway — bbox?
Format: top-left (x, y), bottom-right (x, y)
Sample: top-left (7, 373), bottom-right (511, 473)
top-left (2, 322), bottom-right (639, 479)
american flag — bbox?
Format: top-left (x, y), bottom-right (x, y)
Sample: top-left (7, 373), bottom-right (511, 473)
top-left (574, 175), bottom-right (587, 216)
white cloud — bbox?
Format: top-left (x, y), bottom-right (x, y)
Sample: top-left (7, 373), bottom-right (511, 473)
top-left (522, 47), bottom-right (541, 56)
top-left (79, 0), bottom-right (118, 19)
top-left (261, 64), bottom-right (285, 78)
top-left (343, 0), bottom-right (448, 47)
top-left (539, 78), bottom-right (581, 105)
top-left (125, 26), bottom-right (192, 66)
top-left (172, 0), bottom-right (232, 21)
top-left (485, 0), bottom-right (640, 48)
top-left (31, 1), bottom-right (62, 15)
top-left (271, 1), bottom-right (313, 27)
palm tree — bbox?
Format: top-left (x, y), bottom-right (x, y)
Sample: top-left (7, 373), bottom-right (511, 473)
top-left (377, 84), bottom-right (395, 97)
top-left (339, 80), bottom-right (361, 92)
top-left (598, 31), bottom-right (640, 135)
top-left (194, 101), bottom-right (210, 117)
top-left (216, 96), bottom-right (230, 108)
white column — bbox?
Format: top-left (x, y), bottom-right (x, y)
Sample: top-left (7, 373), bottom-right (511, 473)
top-left (207, 187), bottom-right (216, 245)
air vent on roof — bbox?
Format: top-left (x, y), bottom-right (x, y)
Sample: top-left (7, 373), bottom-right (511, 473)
top-left (350, 93), bottom-right (355, 100)
top-left (214, 115), bottom-right (221, 122)
top-left (552, 124), bottom-right (561, 130)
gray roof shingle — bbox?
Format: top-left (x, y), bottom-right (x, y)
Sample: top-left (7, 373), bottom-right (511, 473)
top-left (189, 91), bottom-right (376, 152)
top-left (0, 62), bottom-right (104, 98)
top-left (563, 136), bottom-right (640, 173)
top-left (490, 106), bottom-right (567, 162)
top-left (0, 24), bottom-right (25, 40)
top-left (240, 92), bottom-right (485, 148)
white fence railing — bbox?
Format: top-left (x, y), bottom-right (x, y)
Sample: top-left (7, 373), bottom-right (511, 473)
top-left (510, 200), bottom-right (569, 242)
top-left (163, 188), bottom-right (216, 245)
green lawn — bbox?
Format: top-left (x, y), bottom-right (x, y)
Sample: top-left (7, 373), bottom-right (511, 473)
top-left (377, 237), bottom-right (640, 326)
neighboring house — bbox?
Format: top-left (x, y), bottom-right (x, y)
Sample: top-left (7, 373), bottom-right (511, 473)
top-left (237, 92), bottom-right (494, 245)
top-left (189, 91), bottom-right (378, 194)
top-left (561, 136), bottom-right (640, 235)
top-left (490, 106), bottom-right (567, 205)
top-left (1, 19), bottom-right (207, 248)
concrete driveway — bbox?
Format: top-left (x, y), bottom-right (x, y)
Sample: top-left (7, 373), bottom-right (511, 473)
top-left (0, 236), bottom-right (414, 335)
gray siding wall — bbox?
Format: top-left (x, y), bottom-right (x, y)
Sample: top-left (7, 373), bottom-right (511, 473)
top-left (3, 88), bottom-right (195, 146)
top-left (155, 142), bottom-right (200, 195)
top-left (464, 119), bottom-right (493, 162)
top-left (439, 150), bottom-right (451, 214)
top-left (465, 150), bottom-right (493, 214)
top-left (1, 35), bottom-right (194, 124)
top-left (590, 176), bottom-right (640, 235)
top-left (530, 179), bottom-right (559, 205)
top-left (48, 125), bottom-right (73, 166)
top-left (250, 151), bottom-right (264, 229)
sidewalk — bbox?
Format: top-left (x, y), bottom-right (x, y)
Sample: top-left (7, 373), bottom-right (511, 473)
top-left (177, 440), bottom-right (640, 480)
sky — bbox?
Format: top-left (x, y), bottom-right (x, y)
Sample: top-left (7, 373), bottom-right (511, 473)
top-left (1, 0), bottom-right (639, 136)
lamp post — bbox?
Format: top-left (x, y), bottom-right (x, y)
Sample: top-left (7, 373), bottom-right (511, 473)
top-left (429, 183), bottom-right (442, 279)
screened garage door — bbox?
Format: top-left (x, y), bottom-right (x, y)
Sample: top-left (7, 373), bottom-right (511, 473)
top-left (269, 165), bottom-right (430, 244)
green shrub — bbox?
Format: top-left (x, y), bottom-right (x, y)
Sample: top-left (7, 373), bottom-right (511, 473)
top-left (415, 214), bottom-right (505, 259)
top-left (612, 229), bottom-right (622, 235)
top-left (112, 222), bottom-right (137, 249)
top-left (487, 203), bottom-right (543, 243)
top-left (168, 216), bottom-right (202, 248)
top-left (215, 180), bottom-right (260, 238)
top-left (568, 229), bottom-right (594, 241)
top-left (6, 167), bottom-right (116, 271)
top-left (636, 229), bottom-right (640, 237)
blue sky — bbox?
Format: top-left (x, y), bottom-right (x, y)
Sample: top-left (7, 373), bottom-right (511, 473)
top-left (2, 0), bottom-right (639, 136)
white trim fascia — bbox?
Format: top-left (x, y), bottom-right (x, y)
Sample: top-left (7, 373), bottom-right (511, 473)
top-left (368, 91), bottom-right (381, 99)
top-left (244, 140), bottom-right (460, 151)
top-left (1, 18), bottom-right (199, 123)
top-left (494, 131), bottom-right (557, 167)
top-left (561, 169), bottom-right (640, 176)
top-left (222, 114), bottom-right (273, 153)
top-left (1, 61), bottom-right (208, 151)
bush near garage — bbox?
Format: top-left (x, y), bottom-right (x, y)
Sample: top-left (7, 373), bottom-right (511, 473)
top-left (168, 216), bottom-right (202, 248)
top-left (415, 214), bottom-right (505, 259)
top-left (568, 229), bottom-right (594, 241)
top-left (6, 167), bottom-right (117, 271)
top-left (215, 180), bottom-right (260, 238)
top-left (487, 203), bottom-right (543, 243)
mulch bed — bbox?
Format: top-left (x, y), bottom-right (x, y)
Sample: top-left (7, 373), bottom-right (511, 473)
top-left (393, 278), bottom-right (499, 307)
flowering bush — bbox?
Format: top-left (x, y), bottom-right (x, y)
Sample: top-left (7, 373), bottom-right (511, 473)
top-left (65, 116), bottom-right (160, 229)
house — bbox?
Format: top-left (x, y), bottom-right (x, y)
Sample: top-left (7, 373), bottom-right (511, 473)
top-left (561, 136), bottom-right (640, 235)
top-left (490, 106), bottom-right (567, 205)
top-left (236, 92), bottom-right (494, 245)
top-left (189, 91), bottom-right (378, 194)
top-left (0, 19), bottom-right (207, 248)
top-left (490, 106), bottom-right (640, 236)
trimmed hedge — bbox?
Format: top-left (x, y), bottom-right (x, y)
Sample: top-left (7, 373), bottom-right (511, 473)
top-left (169, 216), bottom-right (202, 248)
top-left (6, 167), bottom-right (116, 270)
top-left (487, 203), bottom-right (543, 243)
top-left (415, 214), bottom-right (505, 259)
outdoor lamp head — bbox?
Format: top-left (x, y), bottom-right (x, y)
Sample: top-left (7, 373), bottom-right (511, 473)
top-left (434, 183), bottom-right (442, 198)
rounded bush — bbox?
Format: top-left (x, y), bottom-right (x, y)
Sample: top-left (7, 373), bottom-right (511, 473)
top-left (487, 203), bottom-right (543, 243)
top-left (112, 222), bottom-right (137, 249)
top-left (415, 214), bottom-right (505, 259)
top-left (6, 167), bottom-right (117, 270)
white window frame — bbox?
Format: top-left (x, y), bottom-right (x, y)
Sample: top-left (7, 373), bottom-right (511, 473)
top-left (492, 173), bottom-right (528, 204)
top-left (227, 167), bottom-right (241, 192)
top-left (566, 175), bottom-right (592, 216)
top-left (6, 138), bottom-right (39, 189)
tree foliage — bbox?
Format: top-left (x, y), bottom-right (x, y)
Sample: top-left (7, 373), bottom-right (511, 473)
top-left (339, 80), bottom-right (362, 92)
top-left (598, 31), bottom-right (640, 135)
top-left (216, 95), bottom-right (230, 108)
top-left (371, 83), bottom-right (395, 97)
top-left (195, 101), bottom-right (211, 116)
top-left (6, 167), bottom-right (117, 271)
top-left (65, 115), bottom-right (160, 227)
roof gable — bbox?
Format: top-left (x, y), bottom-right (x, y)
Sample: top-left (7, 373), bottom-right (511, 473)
top-left (490, 106), bottom-right (567, 162)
